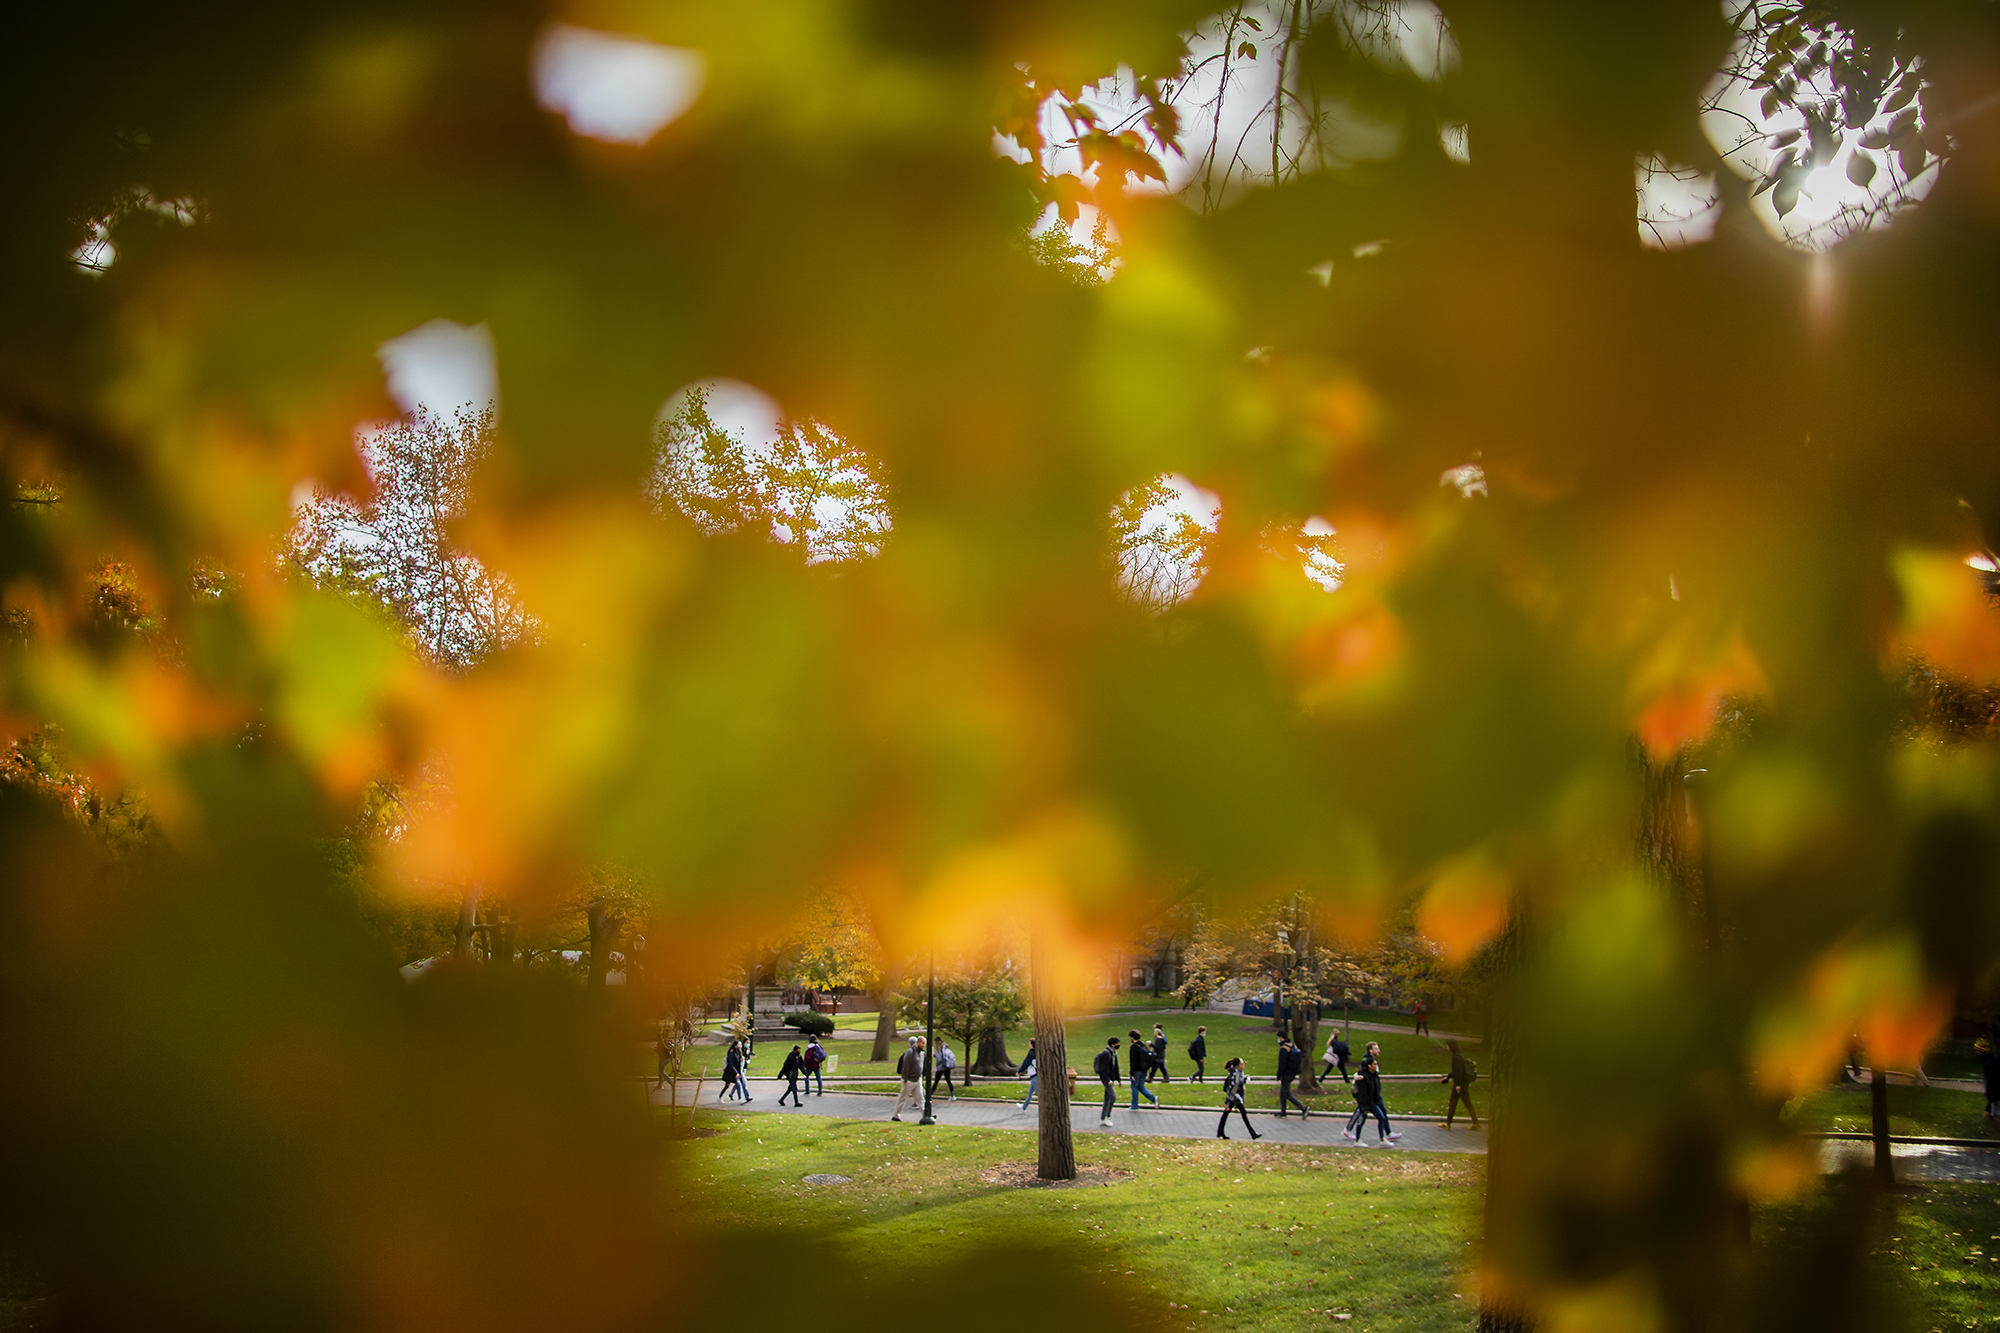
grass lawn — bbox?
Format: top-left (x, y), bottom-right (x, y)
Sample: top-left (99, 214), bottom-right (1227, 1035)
top-left (670, 1106), bottom-right (1485, 1333)
top-left (1788, 1085), bottom-right (1998, 1141)
top-left (1754, 1175), bottom-right (2000, 1330)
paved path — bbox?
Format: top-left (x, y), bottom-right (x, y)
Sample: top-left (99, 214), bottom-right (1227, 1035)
top-left (651, 1084), bottom-right (1490, 1154)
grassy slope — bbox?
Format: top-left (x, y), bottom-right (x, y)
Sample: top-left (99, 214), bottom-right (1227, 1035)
top-left (673, 1108), bottom-right (1484, 1333)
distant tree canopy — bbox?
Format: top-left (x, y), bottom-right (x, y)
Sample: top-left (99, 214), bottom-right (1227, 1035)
top-left (5, 1), bottom-right (2000, 1329)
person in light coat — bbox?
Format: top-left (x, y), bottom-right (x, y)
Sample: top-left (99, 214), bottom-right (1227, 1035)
top-left (891, 1035), bottom-right (926, 1121)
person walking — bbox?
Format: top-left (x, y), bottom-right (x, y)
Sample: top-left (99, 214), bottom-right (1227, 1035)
top-left (1438, 1038), bottom-right (1480, 1129)
top-left (655, 1024), bottom-right (672, 1090)
top-left (1320, 1031), bottom-right (1351, 1083)
top-left (721, 1038), bottom-right (754, 1102)
top-left (1093, 1036), bottom-right (1123, 1125)
top-left (1216, 1057), bottom-right (1262, 1140)
top-left (1412, 999), bottom-right (1430, 1036)
top-left (1979, 1037), bottom-right (1999, 1120)
top-left (891, 1035), bottom-right (926, 1121)
top-left (803, 1034), bottom-right (827, 1095)
top-left (931, 1039), bottom-right (959, 1101)
top-left (1275, 1038), bottom-right (1311, 1118)
top-left (1344, 1048), bottom-right (1398, 1144)
top-left (1150, 1024), bottom-right (1172, 1083)
top-left (1128, 1029), bottom-right (1160, 1109)
top-left (1188, 1026), bottom-right (1209, 1082)
top-left (778, 1045), bottom-right (806, 1106)
top-left (1018, 1040), bottom-right (1039, 1109)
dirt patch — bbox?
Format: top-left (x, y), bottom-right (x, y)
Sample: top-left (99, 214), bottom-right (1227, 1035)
top-left (659, 1127), bottom-right (723, 1140)
top-left (979, 1161), bottom-right (1133, 1189)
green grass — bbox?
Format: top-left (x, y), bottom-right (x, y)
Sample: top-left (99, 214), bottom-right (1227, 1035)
top-left (670, 1106), bottom-right (1484, 1332)
top-left (1754, 1176), bottom-right (2000, 1330)
top-left (1788, 1085), bottom-right (1998, 1141)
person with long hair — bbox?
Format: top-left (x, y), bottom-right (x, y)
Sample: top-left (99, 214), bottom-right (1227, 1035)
top-left (1215, 1058), bottom-right (1261, 1140)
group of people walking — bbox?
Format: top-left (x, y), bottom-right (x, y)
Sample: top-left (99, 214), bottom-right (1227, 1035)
top-left (1074, 1023), bottom-right (1478, 1144)
top-left (712, 1012), bottom-right (1483, 1146)
top-left (717, 1034), bottom-right (831, 1107)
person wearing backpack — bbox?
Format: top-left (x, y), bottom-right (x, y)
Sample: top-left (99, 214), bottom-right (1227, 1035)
top-left (1320, 1032), bottom-right (1351, 1084)
top-left (891, 1036), bottom-right (926, 1122)
top-left (778, 1045), bottom-right (806, 1107)
top-left (1149, 1024), bottom-right (1172, 1083)
top-left (1018, 1040), bottom-right (1038, 1110)
top-left (1127, 1029), bottom-right (1160, 1109)
top-left (802, 1035), bottom-right (827, 1095)
top-left (930, 1039), bottom-right (959, 1101)
top-left (1093, 1036), bottom-right (1123, 1125)
top-left (1439, 1038), bottom-right (1480, 1129)
top-left (1215, 1057), bottom-right (1261, 1140)
top-left (1188, 1026), bottom-right (1208, 1082)
top-left (1275, 1038), bottom-right (1310, 1118)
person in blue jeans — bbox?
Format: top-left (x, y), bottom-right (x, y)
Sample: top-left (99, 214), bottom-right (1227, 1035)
top-left (1018, 1040), bottom-right (1039, 1109)
top-left (1128, 1029), bottom-right (1159, 1108)
top-left (803, 1036), bottom-right (827, 1095)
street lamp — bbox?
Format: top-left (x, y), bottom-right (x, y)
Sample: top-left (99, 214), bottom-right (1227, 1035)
top-left (918, 949), bottom-right (938, 1126)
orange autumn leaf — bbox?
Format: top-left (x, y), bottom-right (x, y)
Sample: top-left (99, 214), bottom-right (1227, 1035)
top-left (1889, 545), bottom-right (2000, 680)
top-left (1629, 627), bottom-right (1766, 762)
top-left (1415, 851), bottom-right (1512, 965)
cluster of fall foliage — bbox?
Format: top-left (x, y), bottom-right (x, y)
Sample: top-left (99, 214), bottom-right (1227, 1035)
top-left (6, 2), bottom-right (2000, 1330)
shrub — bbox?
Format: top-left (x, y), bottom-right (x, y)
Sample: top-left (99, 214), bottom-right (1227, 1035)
top-left (784, 1012), bottom-right (835, 1036)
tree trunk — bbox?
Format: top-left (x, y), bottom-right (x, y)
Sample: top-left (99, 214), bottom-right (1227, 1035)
top-left (871, 967), bottom-right (900, 1063)
top-left (973, 1025), bottom-right (1018, 1076)
top-left (1870, 1065), bottom-right (1893, 1186)
top-left (586, 899), bottom-right (613, 989)
top-left (453, 884), bottom-right (482, 956)
top-left (1030, 926), bottom-right (1074, 1181)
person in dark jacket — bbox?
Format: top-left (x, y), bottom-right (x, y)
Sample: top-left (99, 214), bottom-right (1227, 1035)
top-left (1343, 1046), bottom-right (1399, 1144)
top-left (1979, 1037), bottom-right (1998, 1119)
top-left (1128, 1029), bottom-right (1160, 1108)
top-left (1437, 1038), bottom-right (1479, 1129)
top-left (1018, 1040), bottom-right (1039, 1110)
top-left (1094, 1037), bottom-right (1123, 1125)
top-left (803, 1035), bottom-right (827, 1095)
top-left (1275, 1039), bottom-right (1311, 1118)
top-left (1320, 1032), bottom-right (1351, 1083)
top-left (778, 1045), bottom-right (806, 1106)
top-left (720, 1039), bottom-right (751, 1102)
top-left (1216, 1058), bottom-right (1261, 1140)
top-left (1149, 1024), bottom-right (1172, 1082)
top-left (1189, 1026), bottom-right (1209, 1082)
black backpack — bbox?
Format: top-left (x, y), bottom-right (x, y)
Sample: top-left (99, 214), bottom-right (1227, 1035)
top-left (1094, 1048), bottom-right (1119, 1081)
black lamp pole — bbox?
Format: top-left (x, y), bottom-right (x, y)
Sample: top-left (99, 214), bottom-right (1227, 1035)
top-left (919, 951), bottom-right (938, 1126)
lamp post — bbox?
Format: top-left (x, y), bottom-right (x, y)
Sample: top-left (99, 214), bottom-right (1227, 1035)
top-left (919, 950), bottom-right (938, 1126)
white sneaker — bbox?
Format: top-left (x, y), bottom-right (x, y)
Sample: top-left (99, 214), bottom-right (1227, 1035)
top-left (1341, 1129), bottom-right (1354, 1140)
top-left (1387, 1132), bottom-right (1402, 1141)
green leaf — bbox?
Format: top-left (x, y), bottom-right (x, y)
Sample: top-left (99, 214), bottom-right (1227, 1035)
top-left (1846, 150), bottom-right (1877, 187)
top-left (1884, 79), bottom-right (1918, 114)
top-left (1238, 41), bottom-right (1257, 60)
top-left (1900, 143), bottom-right (1928, 179)
top-left (1859, 126), bottom-right (1892, 150)
top-left (1773, 176), bottom-right (1800, 216)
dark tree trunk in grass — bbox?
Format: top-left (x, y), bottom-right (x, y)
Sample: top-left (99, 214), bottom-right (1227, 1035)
top-left (972, 1025), bottom-right (1017, 1076)
top-left (1030, 926), bottom-right (1074, 1180)
top-left (586, 899), bottom-right (613, 989)
top-left (1870, 1066), bottom-right (1893, 1185)
top-left (1478, 906), bottom-right (1532, 1333)
top-left (453, 884), bottom-right (481, 956)
top-left (870, 967), bottom-right (899, 1063)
